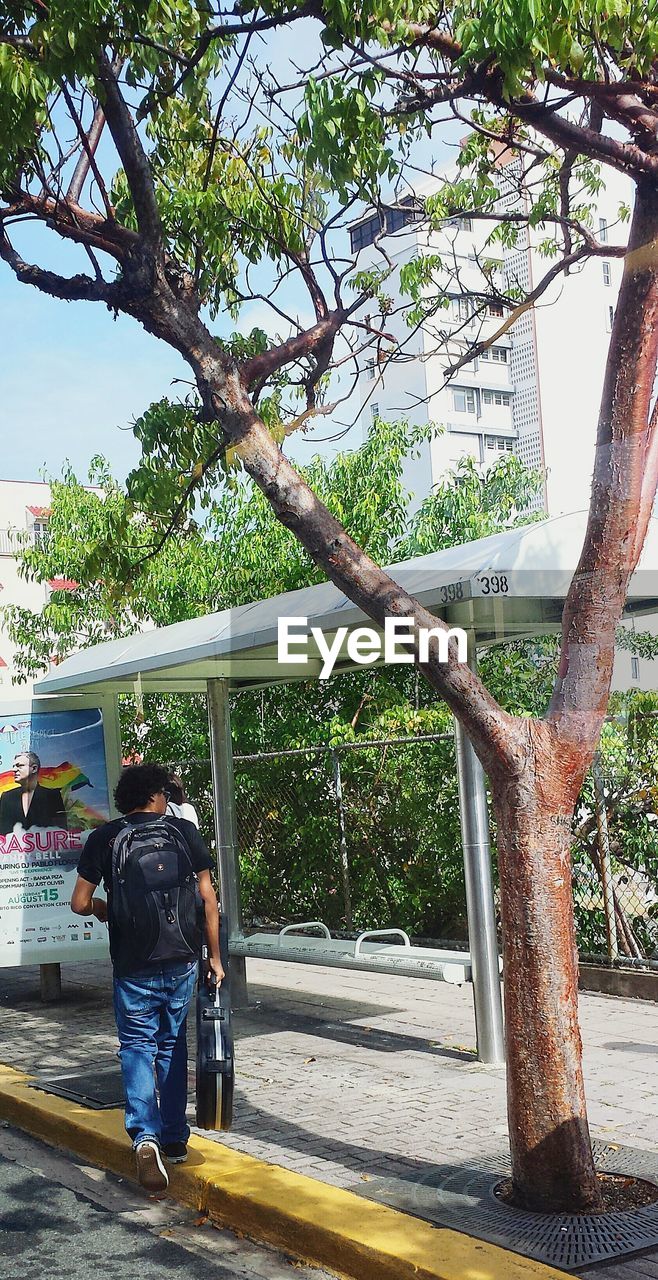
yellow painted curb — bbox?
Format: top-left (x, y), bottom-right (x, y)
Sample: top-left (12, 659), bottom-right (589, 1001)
top-left (0, 1063), bottom-right (568, 1280)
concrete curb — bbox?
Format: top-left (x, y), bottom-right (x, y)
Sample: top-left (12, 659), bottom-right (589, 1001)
top-left (579, 962), bottom-right (658, 1002)
top-left (0, 1063), bottom-right (567, 1280)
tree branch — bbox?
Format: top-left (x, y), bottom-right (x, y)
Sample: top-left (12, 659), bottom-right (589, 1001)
top-left (61, 85), bottom-right (113, 217)
top-left (0, 192), bottom-right (137, 262)
top-left (398, 23), bottom-right (658, 178)
top-left (514, 95), bottom-right (658, 177)
top-left (96, 51), bottom-right (162, 249)
top-left (241, 310), bottom-right (347, 388)
top-left (65, 57), bottom-right (125, 207)
top-left (443, 241), bottom-right (625, 381)
top-left (0, 232), bottom-right (119, 305)
top-left (548, 176), bottom-right (658, 738)
top-left (146, 2), bottom-right (321, 107)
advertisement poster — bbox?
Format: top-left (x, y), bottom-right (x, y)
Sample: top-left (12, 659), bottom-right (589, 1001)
top-left (0, 707), bottom-right (111, 967)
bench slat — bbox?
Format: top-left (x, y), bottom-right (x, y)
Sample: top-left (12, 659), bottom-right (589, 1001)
top-left (228, 932), bottom-right (473, 984)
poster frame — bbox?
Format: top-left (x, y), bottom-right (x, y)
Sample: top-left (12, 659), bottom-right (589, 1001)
top-left (0, 690), bottom-right (122, 969)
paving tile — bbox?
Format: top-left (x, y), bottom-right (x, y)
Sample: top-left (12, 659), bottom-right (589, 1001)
top-left (2, 956), bottom-right (658, 1277)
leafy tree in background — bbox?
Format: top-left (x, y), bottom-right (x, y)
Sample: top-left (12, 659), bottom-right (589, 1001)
top-left (5, 426), bottom-right (539, 680)
top-left (1, 0), bottom-right (658, 1210)
top-left (6, 436), bottom-right (549, 936)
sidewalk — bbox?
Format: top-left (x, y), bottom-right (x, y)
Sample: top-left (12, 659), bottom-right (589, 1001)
top-left (1, 957), bottom-right (658, 1278)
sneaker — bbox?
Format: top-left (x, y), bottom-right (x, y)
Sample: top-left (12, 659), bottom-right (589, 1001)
top-left (134, 1140), bottom-right (169, 1192)
top-left (163, 1142), bottom-right (188, 1163)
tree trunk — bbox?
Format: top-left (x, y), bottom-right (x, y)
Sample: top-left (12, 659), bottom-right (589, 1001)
top-left (123, 174), bottom-right (658, 1218)
top-left (494, 751), bottom-right (600, 1212)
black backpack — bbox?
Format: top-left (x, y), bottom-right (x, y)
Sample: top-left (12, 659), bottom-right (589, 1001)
top-left (110, 818), bottom-right (205, 972)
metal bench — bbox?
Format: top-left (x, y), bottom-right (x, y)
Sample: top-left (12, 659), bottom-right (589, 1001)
top-left (229, 920), bottom-right (476, 984)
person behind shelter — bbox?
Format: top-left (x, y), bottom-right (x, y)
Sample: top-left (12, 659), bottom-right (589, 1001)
top-left (70, 762), bottom-right (223, 1193)
top-left (0, 751), bottom-right (68, 835)
top-left (165, 771), bottom-right (200, 828)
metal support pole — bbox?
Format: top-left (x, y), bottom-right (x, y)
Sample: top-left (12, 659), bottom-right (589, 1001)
top-left (454, 642), bottom-right (505, 1065)
top-left (331, 749), bottom-right (353, 930)
top-left (207, 679), bottom-right (248, 1007)
top-left (40, 963), bottom-right (61, 1003)
top-left (102, 692), bottom-right (124, 816)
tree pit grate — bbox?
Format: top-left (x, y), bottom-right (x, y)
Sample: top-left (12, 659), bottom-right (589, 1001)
top-left (367, 1141), bottom-right (658, 1271)
top-left (30, 1060), bottom-right (124, 1109)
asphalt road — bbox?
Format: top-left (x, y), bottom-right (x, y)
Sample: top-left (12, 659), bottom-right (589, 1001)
top-left (0, 1124), bottom-right (333, 1280)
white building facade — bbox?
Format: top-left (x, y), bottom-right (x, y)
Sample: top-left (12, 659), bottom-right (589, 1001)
top-left (349, 163), bottom-right (655, 690)
top-left (0, 480), bottom-right (62, 695)
top-left (351, 158), bottom-right (630, 517)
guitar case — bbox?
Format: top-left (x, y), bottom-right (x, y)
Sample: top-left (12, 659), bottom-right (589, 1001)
top-left (195, 917), bottom-right (234, 1131)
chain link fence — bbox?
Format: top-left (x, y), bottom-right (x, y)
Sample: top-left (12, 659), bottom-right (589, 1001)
top-left (572, 756), bottom-right (658, 969)
top-left (171, 737), bottom-right (658, 968)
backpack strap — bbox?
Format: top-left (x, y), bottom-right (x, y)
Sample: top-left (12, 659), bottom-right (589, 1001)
top-left (158, 815), bottom-right (197, 872)
top-left (111, 817), bottom-right (136, 881)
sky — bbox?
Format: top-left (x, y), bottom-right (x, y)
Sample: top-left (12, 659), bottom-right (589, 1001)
top-left (0, 24), bottom-right (457, 489)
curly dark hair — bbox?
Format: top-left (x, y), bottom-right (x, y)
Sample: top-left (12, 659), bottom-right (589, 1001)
top-left (114, 763), bottom-right (170, 815)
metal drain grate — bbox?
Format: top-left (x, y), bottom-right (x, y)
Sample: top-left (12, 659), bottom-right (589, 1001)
top-left (30, 1061), bottom-right (124, 1109)
top-left (367, 1141), bottom-right (658, 1271)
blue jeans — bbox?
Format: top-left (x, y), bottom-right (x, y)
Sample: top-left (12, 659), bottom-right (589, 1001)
top-left (113, 960), bottom-right (197, 1148)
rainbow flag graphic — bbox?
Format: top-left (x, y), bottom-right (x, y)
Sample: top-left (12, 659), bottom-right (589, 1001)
top-left (0, 761), bottom-right (91, 796)
top-left (65, 799), bottom-right (107, 830)
top-left (0, 761), bottom-right (105, 831)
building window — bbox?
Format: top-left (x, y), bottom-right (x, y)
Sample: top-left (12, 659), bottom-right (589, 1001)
top-left (448, 295), bottom-right (473, 325)
top-left (452, 387), bottom-right (476, 414)
top-left (631, 656), bottom-right (640, 681)
top-left (485, 435), bottom-right (514, 453)
top-left (483, 389), bottom-right (511, 407)
top-left (480, 345), bottom-right (508, 363)
top-left (32, 518), bottom-right (49, 548)
top-left (602, 261), bottom-right (611, 287)
top-left (370, 403), bottom-right (380, 421)
top-left (385, 205), bottom-right (417, 234)
top-left (599, 217), bottom-right (608, 243)
top-left (608, 304), bottom-right (615, 330)
top-left (364, 359), bottom-right (376, 381)
top-left (350, 202), bottom-right (420, 254)
top-left (487, 301), bottom-right (505, 317)
top-left (350, 214), bottom-right (381, 254)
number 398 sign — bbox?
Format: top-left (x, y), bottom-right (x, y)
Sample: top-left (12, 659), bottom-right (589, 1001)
top-left (474, 573), bottom-right (510, 597)
top-left (0, 706), bottom-right (112, 968)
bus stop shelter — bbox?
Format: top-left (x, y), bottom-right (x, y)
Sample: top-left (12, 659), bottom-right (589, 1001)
top-left (34, 510), bottom-right (658, 1065)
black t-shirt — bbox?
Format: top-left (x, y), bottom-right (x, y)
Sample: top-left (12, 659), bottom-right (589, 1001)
top-left (77, 811), bottom-right (213, 973)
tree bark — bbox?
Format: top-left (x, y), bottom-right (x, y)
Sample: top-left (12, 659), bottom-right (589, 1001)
top-left (493, 721), bottom-right (600, 1212)
top-left (549, 176), bottom-right (658, 737)
top-left (490, 178), bottom-right (658, 1211)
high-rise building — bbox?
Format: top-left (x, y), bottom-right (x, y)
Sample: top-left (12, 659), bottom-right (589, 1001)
top-left (348, 161), bottom-right (654, 691)
top-left (350, 157), bottom-right (631, 517)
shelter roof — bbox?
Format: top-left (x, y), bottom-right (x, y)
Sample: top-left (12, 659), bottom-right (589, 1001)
top-left (35, 511), bottom-right (658, 696)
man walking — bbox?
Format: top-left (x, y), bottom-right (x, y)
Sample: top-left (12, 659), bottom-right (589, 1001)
top-left (71, 762), bottom-right (223, 1193)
